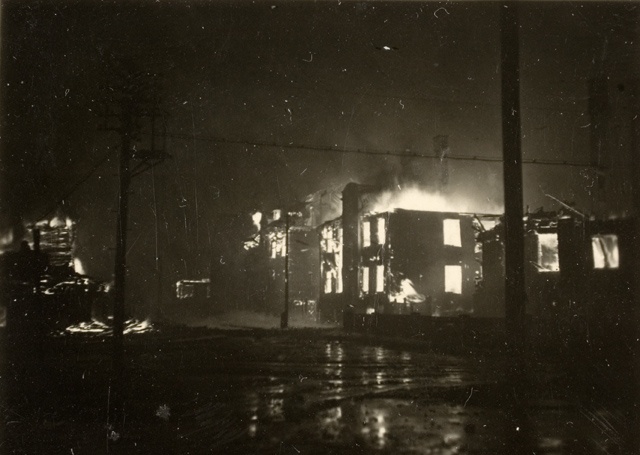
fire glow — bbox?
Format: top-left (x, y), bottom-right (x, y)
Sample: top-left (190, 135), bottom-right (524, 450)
top-left (73, 257), bottom-right (86, 275)
top-left (251, 212), bottom-right (262, 231)
top-left (368, 185), bottom-right (502, 215)
top-left (0, 229), bottom-right (14, 250)
top-left (389, 278), bottom-right (425, 304)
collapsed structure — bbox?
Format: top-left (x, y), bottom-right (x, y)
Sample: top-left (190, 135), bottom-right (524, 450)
top-left (0, 217), bottom-right (105, 333)
top-left (473, 211), bottom-right (634, 346)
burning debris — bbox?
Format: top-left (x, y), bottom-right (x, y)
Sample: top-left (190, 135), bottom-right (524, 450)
top-left (61, 318), bottom-right (155, 336)
top-left (0, 216), bottom-right (110, 334)
top-left (176, 279), bottom-right (211, 300)
top-left (388, 278), bottom-right (425, 305)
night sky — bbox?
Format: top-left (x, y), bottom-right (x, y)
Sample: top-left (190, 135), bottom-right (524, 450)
top-left (1, 1), bottom-right (638, 313)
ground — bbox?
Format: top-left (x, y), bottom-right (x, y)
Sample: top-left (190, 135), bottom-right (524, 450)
top-left (0, 324), bottom-right (636, 454)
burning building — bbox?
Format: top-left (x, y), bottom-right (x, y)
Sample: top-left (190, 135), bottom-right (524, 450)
top-left (557, 216), bottom-right (635, 346)
top-left (475, 210), bottom-right (562, 318)
top-left (319, 218), bottom-right (344, 322)
top-left (32, 216), bottom-right (76, 269)
top-left (319, 183), bottom-right (489, 323)
top-left (475, 210), bottom-right (635, 347)
top-left (358, 210), bottom-right (480, 316)
top-left (262, 211), bottom-right (320, 318)
top-left (241, 209), bottom-right (321, 320)
top-left (0, 225), bottom-right (102, 334)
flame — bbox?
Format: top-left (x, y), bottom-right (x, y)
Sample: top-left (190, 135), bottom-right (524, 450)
top-left (63, 318), bottom-right (154, 335)
top-left (368, 184), bottom-right (502, 215)
top-left (73, 257), bottom-right (86, 275)
top-left (389, 278), bottom-right (425, 304)
top-left (0, 229), bottom-right (14, 250)
top-left (251, 211), bottom-right (262, 231)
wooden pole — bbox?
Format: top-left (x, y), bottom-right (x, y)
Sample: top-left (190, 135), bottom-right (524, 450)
top-left (109, 93), bottom-right (133, 445)
top-left (281, 212), bottom-right (290, 329)
top-left (501, 2), bottom-right (526, 360)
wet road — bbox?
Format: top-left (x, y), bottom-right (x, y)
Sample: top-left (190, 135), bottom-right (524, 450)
top-left (1, 328), bottom-right (635, 454)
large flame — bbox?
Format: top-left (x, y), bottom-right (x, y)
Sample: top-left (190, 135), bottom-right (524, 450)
top-left (48, 215), bottom-right (73, 228)
top-left (368, 184), bottom-right (502, 215)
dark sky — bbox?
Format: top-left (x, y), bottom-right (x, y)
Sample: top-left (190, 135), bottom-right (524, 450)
top-left (0, 1), bottom-right (638, 309)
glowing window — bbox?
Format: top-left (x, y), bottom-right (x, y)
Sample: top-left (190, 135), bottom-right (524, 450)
top-left (362, 267), bottom-right (370, 293)
top-left (326, 239), bottom-right (334, 253)
top-left (324, 271), bottom-right (333, 294)
top-left (538, 233), bottom-right (559, 272)
top-left (377, 218), bottom-right (386, 244)
top-left (376, 265), bottom-right (385, 293)
top-left (444, 265), bottom-right (462, 294)
top-left (592, 234), bottom-right (619, 269)
top-left (443, 219), bottom-right (461, 247)
top-left (362, 221), bottom-right (371, 247)
top-left (336, 269), bottom-right (343, 293)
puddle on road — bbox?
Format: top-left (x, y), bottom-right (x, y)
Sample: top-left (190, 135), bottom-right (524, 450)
top-left (171, 341), bottom-right (629, 454)
top-left (237, 391), bottom-right (624, 454)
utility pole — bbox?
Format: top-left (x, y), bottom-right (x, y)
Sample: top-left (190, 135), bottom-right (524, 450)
top-left (110, 91), bottom-right (134, 441)
top-left (100, 69), bottom-right (169, 446)
top-left (500, 3), bottom-right (529, 451)
top-left (629, 13), bottom-right (640, 453)
top-left (501, 2), bottom-right (526, 359)
top-left (281, 211), bottom-right (290, 329)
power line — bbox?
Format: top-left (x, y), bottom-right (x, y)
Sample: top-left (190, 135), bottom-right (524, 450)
top-left (165, 132), bottom-right (601, 169)
top-left (37, 128), bottom-right (601, 217)
top-left (37, 151), bottom-right (115, 221)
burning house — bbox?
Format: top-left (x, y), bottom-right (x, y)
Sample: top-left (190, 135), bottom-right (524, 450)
top-left (0, 222), bottom-right (103, 334)
top-left (557, 217), bottom-right (635, 346)
top-left (261, 210), bottom-right (320, 319)
top-left (475, 210), bottom-right (562, 319)
top-left (475, 211), bottom-right (635, 347)
top-left (319, 218), bottom-right (343, 322)
top-left (319, 183), bottom-right (489, 323)
top-left (33, 216), bottom-right (76, 269)
top-left (358, 210), bottom-right (480, 316)
top-left (240, 208), bottom-right (321, 320)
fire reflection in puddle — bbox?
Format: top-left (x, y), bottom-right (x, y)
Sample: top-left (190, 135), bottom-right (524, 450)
top-left (317, 406), bottom-right (344, 441)
top-left (360, 405), bottom-right (388, 449)
top-left (325, 342), bottom-right (344, 362)
top-left (324, 342), bottom-right (345, 398)
top-left (245, 392), bottom-right (260, 438)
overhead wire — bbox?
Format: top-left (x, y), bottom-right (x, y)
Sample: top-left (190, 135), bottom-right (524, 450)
top-left (164, 132), bottom-right (600, 169)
